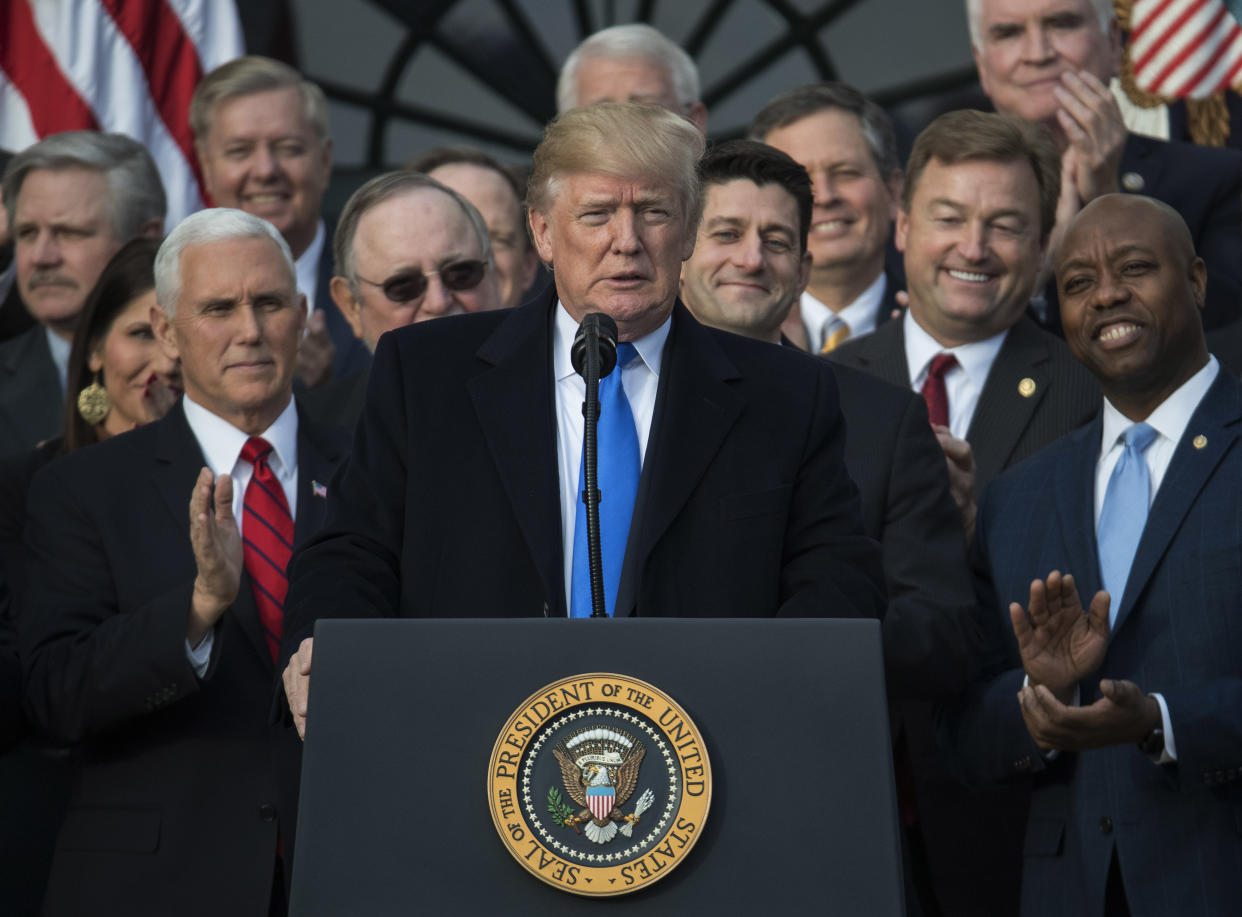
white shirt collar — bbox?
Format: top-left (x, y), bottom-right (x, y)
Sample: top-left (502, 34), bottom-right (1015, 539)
top-left (45, 326), bottom-right (71, 393)
top-left (553, 302), bottom-right (671, 383)
top-left (294, 220), bottom-right (326, 314)
top-left (903, 308), bottom-right (1008, 390)
top-left (800, 271), bottom-right (887, 349)
top-left (1099, 356), bottom-right (1219, 458)
top-left (181, 393), bottom-right (300, 478)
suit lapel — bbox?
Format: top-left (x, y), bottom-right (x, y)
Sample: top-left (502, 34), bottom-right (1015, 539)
top-left (468, 300), bottom-right (565, 616)
top-left (614, 305), bottom-right (742, 616)
top-left (1119, 134), bottom-right (1165, 199)
top-left (837, 317), bottom-right (910, 388)
top-left (1114, 372), bottom-right (1242, 633)
top-left (292, 407), bottom-right (345, 546)
top-left (968, 318), bottom-right (1050, 488)
top-left (1054, 418), bottom-right (1104, 598)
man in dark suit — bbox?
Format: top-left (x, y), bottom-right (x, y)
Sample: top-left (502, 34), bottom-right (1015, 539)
top-left (191, 55), bottom-right (370, 387)
top-left (968, 0), bottom-right (1242, 330)
top-left (679, 139), bottom-right (980, 915)
top-left (280, 103), bottom-right (885, 738)
top-left (945, 193), bottom-right (1242, 916)
top-left (832, 110), bottom-right (1099, 504)
top-left (748, 82), bottom-right (905, 354)
top-left (0, 132), bottom-right (166, 458)
top-left (303, 171), bottom-right (504, 430)
top-left (831, 109), bottom-right (1098, 916)
top-left (20, 208), bottom-right (348, 916)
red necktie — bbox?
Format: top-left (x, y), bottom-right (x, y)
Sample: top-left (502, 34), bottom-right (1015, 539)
top-left (920, 352), bottom-right (958, 428)
top-left (241, 436), bottom-right (293, 662)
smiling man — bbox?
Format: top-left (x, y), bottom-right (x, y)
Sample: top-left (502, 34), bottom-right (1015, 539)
top-left (20, 208), bottom-right (348, 915)
top-left (967, 0), bottom-right (1242, 330)
top-left (831, 109), bottom-right (1100, 917)
top-left (279, 103), bottom-right (884, 742)
top-left (192, 56), bottom-right (369, 386)
top-left (943, 193), bottom-right (1242, 917)
top-left (748, 83), bottom-right (903, 353)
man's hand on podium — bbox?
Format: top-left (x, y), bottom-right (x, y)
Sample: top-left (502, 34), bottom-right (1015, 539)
top-left (283, 637), bottom-right (314, 740)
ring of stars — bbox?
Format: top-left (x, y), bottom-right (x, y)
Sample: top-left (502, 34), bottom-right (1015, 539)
top-left (520, 704), bottom-right (680, 863)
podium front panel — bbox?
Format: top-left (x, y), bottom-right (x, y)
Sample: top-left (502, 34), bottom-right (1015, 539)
top-left (291, 618), bottom-right (903, 915)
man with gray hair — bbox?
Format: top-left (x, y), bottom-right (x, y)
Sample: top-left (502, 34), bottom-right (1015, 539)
top-left (0, 131), bottom-right (165, 458)
top-left (192, 55), bottom-right (369, 387)
top-left (748, 82), bottom-right (904, 354)
top-left (304, 170), bottom-right (504, 428)
top-left (557, 23), bottom-right (708, 134)
top-left (21, 207), bottom-right (348, 916)
top-left (967, 0), bottom-right (1242, 331)
top-left (280, 102), bottom-right (883, 740)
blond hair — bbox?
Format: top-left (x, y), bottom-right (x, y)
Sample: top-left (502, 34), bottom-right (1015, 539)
top-left (527, 102), bottom-right (705, 238)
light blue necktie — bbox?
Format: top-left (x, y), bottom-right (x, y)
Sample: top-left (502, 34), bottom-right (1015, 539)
top-left (1097, 422), bottom-right (1158, 627)
top-left (571, 343), bottom-right (640, 618)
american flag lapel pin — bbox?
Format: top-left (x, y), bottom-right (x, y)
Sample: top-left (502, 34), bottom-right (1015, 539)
top-left (312, 480), bottom-right (328, 499)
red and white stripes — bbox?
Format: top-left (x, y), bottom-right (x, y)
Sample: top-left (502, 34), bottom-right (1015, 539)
top-left (1131, 0), bottom-right (1242, 99)
top-left (0, 0), bottom-right (243, 227)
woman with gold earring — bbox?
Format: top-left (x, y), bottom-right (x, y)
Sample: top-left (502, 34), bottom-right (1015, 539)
top-left (1, 237), bottom-right (181, 595)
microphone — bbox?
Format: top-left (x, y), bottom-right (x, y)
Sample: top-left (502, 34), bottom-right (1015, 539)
top-left (572, 313), bottom-right (619, 618)
top-left (571, 313), bottom-right (619, 380)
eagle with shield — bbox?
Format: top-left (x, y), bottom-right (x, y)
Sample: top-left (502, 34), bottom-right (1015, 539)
top-left (550, 726), bottom-right (655, 844)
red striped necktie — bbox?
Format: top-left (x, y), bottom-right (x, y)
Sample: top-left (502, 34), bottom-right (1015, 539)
top-left (241, 436), bottom-right (292, 662)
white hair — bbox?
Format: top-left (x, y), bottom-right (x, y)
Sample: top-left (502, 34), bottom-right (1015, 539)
top-left (966, 0), bottom-right (1115, 49)
top-left (155, 208), bottom-right (294, 316)
top-left (556, 23), bottom-right (700, 114)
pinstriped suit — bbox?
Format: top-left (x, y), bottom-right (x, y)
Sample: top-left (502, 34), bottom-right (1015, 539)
top-left (830, 312), bottom-right (1101, 916)
top-left (945, 370), bottom-right (1242, 917)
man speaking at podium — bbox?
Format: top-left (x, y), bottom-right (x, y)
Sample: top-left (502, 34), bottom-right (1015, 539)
top-left (280, 102), bottom-right (885, 737)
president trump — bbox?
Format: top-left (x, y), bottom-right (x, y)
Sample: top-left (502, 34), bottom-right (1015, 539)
top-left (281, 102), bottom-right (884, 735)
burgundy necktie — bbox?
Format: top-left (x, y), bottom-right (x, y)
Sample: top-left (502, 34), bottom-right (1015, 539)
top-left (241, 437), bottom-right (293, 662)
top-left (920, 352), bottom-right (958, 428)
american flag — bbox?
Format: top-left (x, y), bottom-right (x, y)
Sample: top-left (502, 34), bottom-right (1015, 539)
top-left (0, 0), bottom-right (244, 228)
top-left (1130, 0), bottom-right (1242, 99)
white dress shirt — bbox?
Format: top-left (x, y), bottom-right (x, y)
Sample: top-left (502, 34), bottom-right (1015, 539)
top-left (182, 394), bottom-right (300, 673)
top-left (799, 271), bottom-right (887, 352)
top-left (1090, 355), bottom-right (1219, 763)
top-left (554, 303), bottom-right (669, 612)
top-left (46, 326), bottom-right (71, 395)
top-left (294, 220), bottom-right (326, 315)
top-left (903, 309), bottom-right (1007, 438)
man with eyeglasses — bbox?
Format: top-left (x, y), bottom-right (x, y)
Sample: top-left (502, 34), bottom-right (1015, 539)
top-left (302, 171), bottom-right (503, 429)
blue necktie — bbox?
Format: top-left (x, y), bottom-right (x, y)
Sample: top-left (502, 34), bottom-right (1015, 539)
top-left (571, 343), bottom-right (640, 618)
top-left (1097, 422), bottom-right (1158, 627)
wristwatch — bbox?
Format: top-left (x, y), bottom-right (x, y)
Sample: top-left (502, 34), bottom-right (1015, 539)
top-left (1138, 726), bottom-right (1165, 757)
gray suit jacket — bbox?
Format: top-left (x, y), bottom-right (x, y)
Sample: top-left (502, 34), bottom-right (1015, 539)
top-left (830, 315), bottom-right (1100, 496)
top-left (0, 325), bottom-right (62, 460)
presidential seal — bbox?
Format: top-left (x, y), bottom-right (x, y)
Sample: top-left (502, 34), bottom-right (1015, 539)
top-left (487, 673), bottom-right (711, 897)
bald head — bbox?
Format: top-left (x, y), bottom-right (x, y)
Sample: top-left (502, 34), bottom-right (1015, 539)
top-left (1059, 194), bottom-right (1195, 277)
top-left (1056, 193), bottom-right (1208, 420)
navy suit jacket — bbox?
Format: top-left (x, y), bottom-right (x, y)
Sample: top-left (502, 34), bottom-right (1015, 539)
top-left (20, 400), bottom-right (347, 917)
top-left (945, 370), bottom-right (1242, 917)
top-left (282, 295), bottom-right (885, 655)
